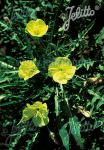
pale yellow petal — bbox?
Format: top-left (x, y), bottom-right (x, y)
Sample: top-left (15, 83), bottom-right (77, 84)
top-left (53, 72), bottom-right (68, 84)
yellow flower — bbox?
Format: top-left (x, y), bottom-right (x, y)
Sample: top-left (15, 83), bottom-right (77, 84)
top-left (18, 60), bottom-right (40, 80)
top-left (25, 19), bottom-right (48, 37)
top-left (48, 57), bottom-right (76, 84)
top-left (19, 101), bottom-right (49, 127)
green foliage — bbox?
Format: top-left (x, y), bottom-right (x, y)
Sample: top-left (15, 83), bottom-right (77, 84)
top-left (77, 58), bottom-right (95, 70)
top-left (25, 132), bottom-right (39, 150)
top-left (95, 27), bottom-right (104, 57)
top-left (0, 0), bottom-right (104, 149)
top-left (69, 116), bottom-right (84, 149)
top-left (95, 27), bottom-right (104, 45)
top-left (87, 87), bottom-right (104, 111)
top-left (96, 0), bottom-right (103, 6)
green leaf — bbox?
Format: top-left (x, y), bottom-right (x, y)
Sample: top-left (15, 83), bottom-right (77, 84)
top-left (0, 20), bottom-right (11, 31)
top-left (55, 87), bottom-right (60, 116)
top-left (0, 61), bottom-right (16, 69)
top-left (69, 116), bottom-right (84, 149)
top-left (96, 98), bottom-right (104, 110)
top-left (77, 58), bottom-right (94, 70)
top-left (101, 46), bottom-right (104, 57)
top-left (28, 8), bottom-right (36, 19)
top-left (59, 123), bottom-right (70, 150)
top-left (96, 0), bottom-right (103, 5)
top-left (0, 77), bottom-right (10, 83)
top-left (95, 27), bottom-right (104, 45)
top-left (99, 64), bottom-right (104, 71)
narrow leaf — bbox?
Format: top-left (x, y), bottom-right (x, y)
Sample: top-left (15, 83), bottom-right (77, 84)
top-left (59, 124), bottom-right (70, 150)
top-left (69, 116), bottom-right (84, 149)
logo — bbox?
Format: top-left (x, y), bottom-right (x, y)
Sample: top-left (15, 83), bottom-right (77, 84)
top-left (63, 5), bottom-right (99, 31)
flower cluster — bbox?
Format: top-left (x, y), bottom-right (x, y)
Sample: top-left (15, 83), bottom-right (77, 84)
top-left (18, 19), bottom-right (76, 127)
top-left (18, 57), bottom-right (76, 84)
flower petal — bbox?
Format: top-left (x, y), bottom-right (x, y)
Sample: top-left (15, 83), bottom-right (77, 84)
top-left (53, 71), bottom-right (68, 84)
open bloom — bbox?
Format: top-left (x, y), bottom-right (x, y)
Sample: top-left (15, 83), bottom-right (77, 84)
top-left (25, 19), bottom-right (48, 37)
top-left (18, 60), bottom-right (40, 80)
top-left (48, 57), bottom-right (76, 84)
top-left (19, 101), bottom-right (49, 127)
